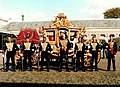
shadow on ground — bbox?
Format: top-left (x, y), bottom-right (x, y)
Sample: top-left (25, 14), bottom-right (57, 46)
top-left (0, 83), bottom-right (114, 87)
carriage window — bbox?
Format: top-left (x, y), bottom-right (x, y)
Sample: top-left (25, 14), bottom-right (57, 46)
top-left (59, 29), bottom-right (68, 39)
top-left (46, 31), bottom-right (55, 41)
top-left (70, 31), bottom-right (77, 41)
top-left (59, 30), bottom-right (68, 35)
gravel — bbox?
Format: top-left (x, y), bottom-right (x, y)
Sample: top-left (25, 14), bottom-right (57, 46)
top-left (0, 70), bottom-right (120, 85)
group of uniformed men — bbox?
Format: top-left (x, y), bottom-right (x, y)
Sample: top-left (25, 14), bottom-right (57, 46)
top-left (3, 33), bottom-right (117, 72)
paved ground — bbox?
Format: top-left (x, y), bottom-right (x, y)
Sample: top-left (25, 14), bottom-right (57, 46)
top-left (0, 52), bottom-right (120, 86)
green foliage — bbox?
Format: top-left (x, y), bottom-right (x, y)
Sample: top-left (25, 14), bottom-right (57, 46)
top-left (103, 7), bottom-right (120, 19)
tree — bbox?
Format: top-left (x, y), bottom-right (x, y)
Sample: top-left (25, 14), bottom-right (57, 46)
top-left (103, 7), bottom-right (120, 19)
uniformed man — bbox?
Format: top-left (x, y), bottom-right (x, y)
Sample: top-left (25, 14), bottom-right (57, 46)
top-left (59, 33), bottom-right (71, 72)
top-left (3, 36), bottom-right (19, 72)
top-left (74, 37), bottom-right (85, 72)
top-left (90, 36), bottom-right (99, 71)
top-left (39, 36), bottom-right (52, 72)
top-left (22, 38), bottom-right (35, 71)
top-left (107, 35), bottom-right (117, 71)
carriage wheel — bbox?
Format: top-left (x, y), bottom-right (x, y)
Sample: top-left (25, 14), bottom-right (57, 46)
top-left (84, 56), bottom-right (91, 67)
top-left (97, 52), bottom-right (101, 63)
top-left (84, 52), bottom-right (101, 67)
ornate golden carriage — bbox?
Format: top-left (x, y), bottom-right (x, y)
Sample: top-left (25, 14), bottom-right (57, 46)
top-left (38, 13), bottom-right (101, 66)
top-left (13, 13), bottom-right (101, 68)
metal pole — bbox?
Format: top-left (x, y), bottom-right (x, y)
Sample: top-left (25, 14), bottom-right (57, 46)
top-left (37, 52), bottom-right (41, 71)
top-left (3, 56), bottom-right (5, 70)
top-left (22, 56), bottom-right (24, 70)
top-left (37, 56), bottom-right (40, 71)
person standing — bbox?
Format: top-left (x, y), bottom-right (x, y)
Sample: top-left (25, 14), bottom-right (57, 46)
top-left (107, 35), bottom-right (117, 71)
top-left (74, 37), bottom-right (85, 72)
top-left (3, 36), bottom-right (19, 72)
top-left (59, 33), bottom-right (71, 72)
top-left (22, 38), bottom-right (35, 71)
top-left (90, 36), bottom-right (99, 71)
top-left (39, 36), bottom-right (52, 72)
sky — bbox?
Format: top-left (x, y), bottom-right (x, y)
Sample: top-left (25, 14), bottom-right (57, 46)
top-left (0, 0), bottom-right (120, 22)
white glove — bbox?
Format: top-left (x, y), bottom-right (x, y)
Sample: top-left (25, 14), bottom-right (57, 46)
top-left (51, 51), bottom-right (53, 54)
top-left (74, 54), bottom-right (76, 58)
top-left (88, 46), bottom-right (90, 49)
top-left (2, 54), bottom-right (4, 57)
top-left (106, 46), bottom-right (108, 48)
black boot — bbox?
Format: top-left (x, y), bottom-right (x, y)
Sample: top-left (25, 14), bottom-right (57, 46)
top-left (74, 67), bottom-right (78, 72)
top-left (66, 68), bottom-right (70, 72)
top-left (4, 68), bottom-right (8, 72)
top-left (47, 66), bottom-right (49, 72)
top-left (59, 66), bottom-right (62, 72)
top-left (28, 67), bottom-right (32, 71)
top-left (47, 69), bottom-right (49, 72)
top-left (40, 66), bottom-right (43, 71)
top-left (66, 65), bottom-right (70, 72)
top-left (11, 68), bottom-right (16, 72)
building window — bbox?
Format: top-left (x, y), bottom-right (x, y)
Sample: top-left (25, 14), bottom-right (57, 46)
top-left (109, 34), bottom-right (115, 37)
top-left (91, 34), bottom-right (96, 37)
top-left (119, 34), bottom-right (120, 37)
top-left (100, 34), bottom-right (105, 37)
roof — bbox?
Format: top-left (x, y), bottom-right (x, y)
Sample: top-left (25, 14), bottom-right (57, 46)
top-left (3, 19), bottom-right (120, 31)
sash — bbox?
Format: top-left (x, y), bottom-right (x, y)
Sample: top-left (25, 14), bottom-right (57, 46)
top-left (41, 42), bottom-right (48, 51)
top-left (91, 43), bottom-right (97, 51)
top-left (60, 39), bottom-right (67, 52)
top-left (6, 43), bottom-right (13, 51)
top-left (24, 43), bottom-right (31, 50)
top-left (77, 43), bottom-right (83, 51)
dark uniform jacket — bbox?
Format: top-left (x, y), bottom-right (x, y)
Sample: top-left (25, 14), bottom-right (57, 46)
top-left (3, 41), bottom-right (19, 54)
top-left (74, 42), bottom-right (85, 53)
top-left (39, 42), bottom-right (52, 52)
top-left (21, 42), bottom-right (35, 53)
top-left (59, 39), bottom-right (71, 54)
top-left (107, 40), bottom-right (117, 55)
top-left (90, 42), bottom-right (99, 52)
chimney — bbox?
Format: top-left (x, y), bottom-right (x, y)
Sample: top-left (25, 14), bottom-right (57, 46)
top-left (22, 15), bottom-right (24, 21)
